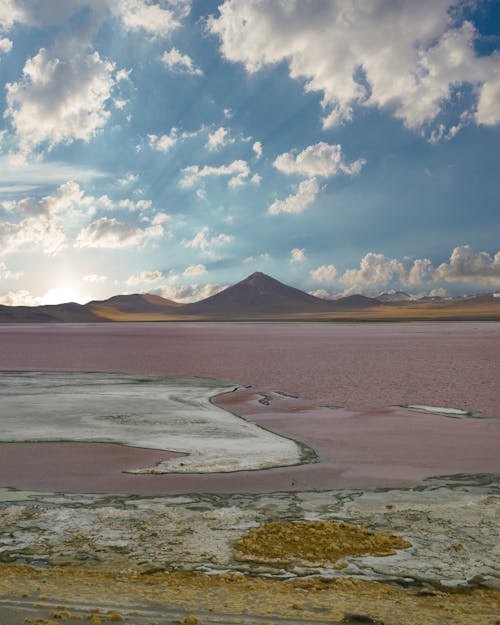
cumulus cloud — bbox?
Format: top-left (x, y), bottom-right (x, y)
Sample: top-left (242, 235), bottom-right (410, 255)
top-left (5, 48), bottom-right (116, 154)
top-left (206, 126), bottom-right (233, 151)
top-left (434, 245), bottom-right (500, 285)
top-left (0, 37), bottom-right (12, 55)
top-left (114, 0), bottom-right (189, 38)
top-left (184, 226), bottom-right (233, 255)
top-left (147, 130), bottom-right (177, 152)
top-left (150, 212), bottom-right (171, 225)
top-left (153, 282), bottom-right (225, 303)
top-left (267, 178), bottom-right (319, 216)
top-left (244, 252), bottom-right (271, 264)
top-left (209, 0), bottom-right (500, 135)
top-left (322, 245), bottom-right (500, 295)
top-left (126, 269), bottom-right (163, 286)
top-left (274, 142), bottom-right (365, 178)
top-left (308, 288), bottom-right (334, 300)
top-left (339, 253), bottom-right (405, 293)
top-left (252, 141), bottom-right (262, 159)
top-left (404, 258), bottom-right (434, 286)
top-left (183, 263), bottom-right (207, 277)
top-left (0, 181), bottom-right (90, 255)
top-left (161, 47), bottom-right (202, 75)
top-left (118, 173), bottom-right (138, 186)
top-left (476, 68), bottom-right (500, 126)
top-left (0, 0), bottom-right (25, 32)
top-left (310, 264), bottom-right (337, 284)
top-left (75, 217), bottom-right (163, 249)
top-left (119, 198), bottom-right (152, 212)
top-left (180, 159), bottom-right (251, 189)
top-left (0, 289), bottom-right (41, 306)
top-left (83, 273), bottom-right (108, 283)
top-left (290, 248), bottom-right (305, 263)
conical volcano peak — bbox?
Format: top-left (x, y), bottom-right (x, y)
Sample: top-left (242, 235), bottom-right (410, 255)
top-left (243, 271), bottom-right (274, 283)
top-left (182, 270), bottom-right (331, 315)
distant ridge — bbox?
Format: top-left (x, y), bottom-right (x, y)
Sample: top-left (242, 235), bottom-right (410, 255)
top-left (377, 291), bottom-right (412, 303)
top-left (1, 272), bottom-right (499, 322)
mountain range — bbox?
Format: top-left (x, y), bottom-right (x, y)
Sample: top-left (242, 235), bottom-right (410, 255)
top-left (1, 272), bottom-right (499, 322)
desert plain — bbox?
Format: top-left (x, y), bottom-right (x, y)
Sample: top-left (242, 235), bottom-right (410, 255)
top-left (0, 321), bottom-right (499, 625)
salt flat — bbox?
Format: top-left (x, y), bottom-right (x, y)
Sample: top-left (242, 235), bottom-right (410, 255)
top-left (0, 372), bottom-right (304, 473)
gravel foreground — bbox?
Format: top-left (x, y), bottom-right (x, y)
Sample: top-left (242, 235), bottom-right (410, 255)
top-left (0, 473), bottom-right (499, 625)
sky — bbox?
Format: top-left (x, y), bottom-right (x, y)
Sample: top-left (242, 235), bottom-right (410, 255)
top-left (0, 0), bottom-right (499, 305)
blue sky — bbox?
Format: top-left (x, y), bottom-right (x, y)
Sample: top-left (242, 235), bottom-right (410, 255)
top-left (0, 0), bottom-right (499, 305)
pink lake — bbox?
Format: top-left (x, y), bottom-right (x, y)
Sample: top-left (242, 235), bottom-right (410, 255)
top-left (0, 322), bottom-right (499, 493)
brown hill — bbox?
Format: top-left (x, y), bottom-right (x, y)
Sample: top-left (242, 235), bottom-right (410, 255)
top-left (89, 293), bottom-right (178, 314)
top-left (330, 294), bottom-right (384, 309)
top-left (85, 293), bottom-right (180, 321)
top-left (0, 302), bottom-right (103, 323)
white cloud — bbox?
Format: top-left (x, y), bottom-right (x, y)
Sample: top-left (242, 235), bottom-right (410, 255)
top-left (184, 226), bottom-right (233, 255)
top-left (250, 173), bottom-right (261, 186)
top-left (476, 67), bottom-right (500, 126)
top-left (118, 173), bottom-right (138, 186)
top-left (150, 212), bottom-right (171, 225)
top-left (113, 0), bottom-right (188, 38)
top-left (0, 0), bottom-right (25, 32)
top-left (244, 252), bottom-right (271, 264)
top-left (310, 264), bottom-right (337, 284)
top-left (209, 1), bottom-right (500, 135)
top-left (83, 273), bottom-right (108, 283)
top-left (206, 126), bottom-right (233, 151)
top-left (6, 48), bottom-right (116, 154)
top-left (308, 289), bottom-right (333, 299)
top-left (119, 198), bottom-right (152, 212)
top-left (252, 141), bottom-right (262, 159)
top-left (75, 217), bottom-right (163, 249)
top-left (161, 47), bottom-right (202, 76)
top-left (126, 269), bottom-right (163, 286)
top-left (274, 142), bottom-right (365, 178)
top-left (0, 181), bottom-right (91, 255)
top-left (0, 261), bottom-right (23, 280)
top-left (429, 287), bottom-right (448, 298)
top-left (183, 263), bottom-right (207, 277)
top-left (0, 289), bottom-right (41, 306)
top-left (290, 248), bottom-right (305, 263)
top-left (180, 159), bottom-right (250, 189)
top-left (267, 178), bottom-right (319, 216)
top-left (0, 37), bottom-right (12, 55)
top-left (404, 258), bottom-right (434, 286)
top-left (223, 108), bottom-right (233, 119)
top-left (148, 130), bottom-right (177, 152)
top-left (339, 253), bottom-right (405, 293)
top-left (434, 245), bottom-right (500, 285)
top-left (154, 282), bottom-right (224, 303)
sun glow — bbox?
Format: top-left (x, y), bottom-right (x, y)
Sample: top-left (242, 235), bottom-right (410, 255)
top-left (41, 287), bottom-right (89, 306)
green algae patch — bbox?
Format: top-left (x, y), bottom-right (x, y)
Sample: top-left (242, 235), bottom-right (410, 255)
top-left (233, 519), bottom-right (411, 566)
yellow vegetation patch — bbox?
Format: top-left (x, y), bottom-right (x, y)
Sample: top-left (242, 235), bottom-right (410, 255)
top-left (233, 519), bottom-right (411, 566)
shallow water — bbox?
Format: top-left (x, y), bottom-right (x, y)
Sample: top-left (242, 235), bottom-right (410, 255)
top-left (0, 321), bottom-right (499, 415)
